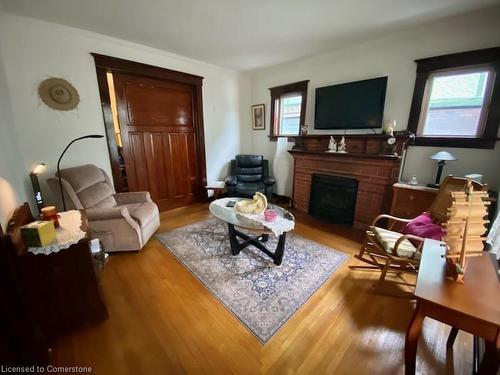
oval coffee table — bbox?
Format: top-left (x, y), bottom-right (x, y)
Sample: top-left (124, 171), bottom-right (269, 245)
top-left (209, 198), bottom-right (295, 265)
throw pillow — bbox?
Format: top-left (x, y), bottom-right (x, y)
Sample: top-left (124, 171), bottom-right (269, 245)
top-left (402, 212), bottom-right (444, 242)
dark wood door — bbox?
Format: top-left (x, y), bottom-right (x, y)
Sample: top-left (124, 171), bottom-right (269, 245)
top-left (113, 73), bottom-right (202, 210)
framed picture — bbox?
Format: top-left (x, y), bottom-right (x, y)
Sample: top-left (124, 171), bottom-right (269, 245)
top-left (252, 104), bottom-right (265, 130)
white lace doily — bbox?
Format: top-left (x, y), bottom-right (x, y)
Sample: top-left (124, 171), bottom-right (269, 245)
top-left (212, 198), bottom-right (295, 236)
top-left (28, 210), bottom-right (86, 255)
top-left (238, 211), bottom-right (295, 236)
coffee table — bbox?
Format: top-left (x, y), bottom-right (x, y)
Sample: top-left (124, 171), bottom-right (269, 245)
top-left (209, 198), bottom-right (295, 265)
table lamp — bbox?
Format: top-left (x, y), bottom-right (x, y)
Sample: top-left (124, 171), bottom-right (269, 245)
top-left (428, 151), bottom-right (457, 188)
top-left (30, 163), bottom-right (47, 215)
top-left (57, 135), bottom-right (104, 211)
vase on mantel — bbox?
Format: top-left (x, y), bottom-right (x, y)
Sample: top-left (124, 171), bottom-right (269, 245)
top-left (273, 137), bottom-right (293, 197)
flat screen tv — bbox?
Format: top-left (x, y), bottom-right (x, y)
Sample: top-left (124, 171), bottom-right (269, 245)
top-left (314, 76), bottom-right (388, 130)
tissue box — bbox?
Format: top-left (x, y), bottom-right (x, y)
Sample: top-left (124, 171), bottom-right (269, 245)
top-left (21, 220), bottom-right (56, 247)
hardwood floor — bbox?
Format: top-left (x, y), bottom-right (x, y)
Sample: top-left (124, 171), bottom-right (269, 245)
top-left (51, 203), bottom-right (472, 374)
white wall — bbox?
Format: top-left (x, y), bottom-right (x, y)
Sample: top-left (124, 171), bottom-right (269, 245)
top-left (0, 14), bottom-right (251, 206)
top-left (248, 6), bottom-right (500, 192)
top-left (0, 11), bottom-right (27, 229)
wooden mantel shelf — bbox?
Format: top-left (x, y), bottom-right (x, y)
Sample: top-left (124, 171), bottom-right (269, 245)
top-left (289, 149), bottom-right (401, 161)
top-left (289, 131), bottom-right (410, 157)
top-left (288, 132), bottom-right (409, 140)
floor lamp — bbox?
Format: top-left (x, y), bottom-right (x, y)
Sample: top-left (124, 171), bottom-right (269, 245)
top-left (57, 135), bottom-right (104, 211)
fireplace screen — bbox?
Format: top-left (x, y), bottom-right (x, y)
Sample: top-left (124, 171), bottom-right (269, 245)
top-left (309, 174), bottom-right (358, 225)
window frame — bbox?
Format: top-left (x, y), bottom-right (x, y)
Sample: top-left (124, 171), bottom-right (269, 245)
top-left (269, 80), bottom-right (309, 140)
top-left (407, 47), bottom-right (500, 149)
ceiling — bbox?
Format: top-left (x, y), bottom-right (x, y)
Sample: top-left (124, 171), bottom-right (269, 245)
top-left (2, 0), bottom-right (500, 71)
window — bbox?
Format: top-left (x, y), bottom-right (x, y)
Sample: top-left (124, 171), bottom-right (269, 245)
top-left (419, 68), bottom-right (492, 137)
top-left (408, 47), bottom-right (500, 149)
top-left (269, 80), bottom-right (308, 139)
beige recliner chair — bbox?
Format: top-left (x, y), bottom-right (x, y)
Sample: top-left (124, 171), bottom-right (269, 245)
top-left (47, 164), bottom-right (160, 252)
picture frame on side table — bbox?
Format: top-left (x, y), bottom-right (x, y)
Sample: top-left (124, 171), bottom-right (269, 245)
top-left (252, 104), bottom-right (265, 130)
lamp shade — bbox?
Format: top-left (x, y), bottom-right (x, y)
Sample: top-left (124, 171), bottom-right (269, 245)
top-left (429, 151), bottom-right (457, 161)
top-left (31, 163), bottom-right (47, 175)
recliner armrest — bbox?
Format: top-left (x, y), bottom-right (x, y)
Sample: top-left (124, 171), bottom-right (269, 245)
top-left (264, 177), bottom-right (275, 186)
top-left (85, 206), bottom-right (129, 221)
top-left (114, 191), bottom-right (151, 205)
top-left (225, 176), bottom-right (237, 186)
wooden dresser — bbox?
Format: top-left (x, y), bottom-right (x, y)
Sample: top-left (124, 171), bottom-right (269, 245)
top-left (390, 183), bottom-right (438, 219)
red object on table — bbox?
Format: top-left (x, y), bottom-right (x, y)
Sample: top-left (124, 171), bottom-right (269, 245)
top-left (41, 206), bottom-right (59, 228)
top-left (264, 209), bottom-right (278, 222)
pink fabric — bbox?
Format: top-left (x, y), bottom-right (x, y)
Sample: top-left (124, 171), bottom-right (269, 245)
top-left (402, 213), bottom-right (444, 241)
top-left (264, 209), bottom-right (278, 222)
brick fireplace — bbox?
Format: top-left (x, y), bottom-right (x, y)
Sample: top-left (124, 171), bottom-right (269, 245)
top-left (288, 134), bottom-right (408, 227)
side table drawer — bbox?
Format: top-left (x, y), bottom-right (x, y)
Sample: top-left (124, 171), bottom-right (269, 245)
top-left (391, 186), bottom-right (437, 219)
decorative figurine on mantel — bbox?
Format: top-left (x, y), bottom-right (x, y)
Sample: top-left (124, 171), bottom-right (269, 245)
top-left (442, 180), bottom-right (490, 283)
top-left (338, 136), bottom-right (347, 153)
top-left (381, 120), bottom-right (397, 155)
top-left (381, 136), bottom-right (397, 155)
top-left (326, 136), bottom-right (337, 153)
top-left (383, 120), bottom-right (396, 136)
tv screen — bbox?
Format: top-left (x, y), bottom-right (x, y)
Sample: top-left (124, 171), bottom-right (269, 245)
top-left (314, 76), bottom-right (387, 129)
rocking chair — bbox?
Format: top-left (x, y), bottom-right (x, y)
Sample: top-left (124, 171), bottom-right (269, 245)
top-left (355, 176), bottom-right (488, 289)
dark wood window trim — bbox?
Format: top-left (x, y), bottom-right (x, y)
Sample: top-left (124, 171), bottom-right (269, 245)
top-left (407, 47), bottom-right (500, 149)
top-left (269, 80), bottom-right (309, 141)
top-left (91, 53), bottom-right (207, 193)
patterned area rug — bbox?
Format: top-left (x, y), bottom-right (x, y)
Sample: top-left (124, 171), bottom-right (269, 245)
top-left (156, 218), bottom-right (348, 343)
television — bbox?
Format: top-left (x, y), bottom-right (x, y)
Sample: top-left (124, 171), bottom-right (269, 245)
top-left (314, 76), bottom-right (388, 130)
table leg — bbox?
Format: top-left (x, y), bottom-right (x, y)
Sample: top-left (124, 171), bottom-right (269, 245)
top-left (226, 224), bottom-right (287, 265)
top-left (405, 301), bottom-right (424, 375)
top-left (477, 330), bottom-right (500, 375)
top-left (227, 224), bottom-right (240, 256)
top-left (446, 327), bottom-right (459, 347)
top-left (274, 233), bottom-right (286, 266)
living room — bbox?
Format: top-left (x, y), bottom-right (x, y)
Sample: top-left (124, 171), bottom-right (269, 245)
top-left (0, 1), bottom-right (499, 374)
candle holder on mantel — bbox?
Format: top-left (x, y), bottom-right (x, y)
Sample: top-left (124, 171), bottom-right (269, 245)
top-left (442, 180), bottom-right (490, 283)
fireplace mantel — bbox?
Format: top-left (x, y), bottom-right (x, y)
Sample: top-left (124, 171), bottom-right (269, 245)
top-left (288, 147), bottom-right (402, 227)
top-left (289, 149), bottom-right (401, 161)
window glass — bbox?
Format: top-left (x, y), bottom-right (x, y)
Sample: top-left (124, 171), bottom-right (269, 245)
top-left (420, 70), bottom-right (491, 137)
top-left (279, 94), bottom-right (302, 135)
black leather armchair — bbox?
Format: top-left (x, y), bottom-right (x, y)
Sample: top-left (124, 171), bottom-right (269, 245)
top-left (225, 155), bottom-right (275, 200)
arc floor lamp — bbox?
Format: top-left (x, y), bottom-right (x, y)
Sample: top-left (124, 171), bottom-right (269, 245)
top-left (57, 135), bottom-right (104, 211)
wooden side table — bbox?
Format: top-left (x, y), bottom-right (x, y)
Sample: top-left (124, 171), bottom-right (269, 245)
top-left (6, 204), bottom-right (108, 342)
top-left (390, 183), bottom-right (437, 219)
top-left (206, 182), bottom-right (226, 199)
top-left (405, 239), bottom-right (500, 374)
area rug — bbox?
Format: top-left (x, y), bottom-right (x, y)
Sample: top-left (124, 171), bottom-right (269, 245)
top-left (156, 218), bottom-right (348, 343)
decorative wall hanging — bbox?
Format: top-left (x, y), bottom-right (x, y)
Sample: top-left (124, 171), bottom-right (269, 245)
top-left (38, 78), bottom-right (80, 111)
top-left (252, 104), bottom-right (265, 130)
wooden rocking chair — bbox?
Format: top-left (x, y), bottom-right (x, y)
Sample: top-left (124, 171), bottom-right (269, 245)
top-left (355, 176), bottom-right (488, 289)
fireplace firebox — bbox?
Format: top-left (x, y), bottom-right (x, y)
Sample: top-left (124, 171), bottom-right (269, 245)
top-left (309, 174), bottom-right (358, 225)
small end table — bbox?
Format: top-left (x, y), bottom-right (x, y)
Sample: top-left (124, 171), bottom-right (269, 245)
top-left (206, 182), bottom-right (226, 199)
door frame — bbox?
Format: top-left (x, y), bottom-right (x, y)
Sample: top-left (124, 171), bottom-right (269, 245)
top-left (92, 53), bottom-right (207, 197)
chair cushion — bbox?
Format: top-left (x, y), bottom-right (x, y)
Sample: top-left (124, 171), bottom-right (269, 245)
top-left (59, 164), bottom-right (117, 209)
top-left (127, 201), bottom-right (159, 229)
top-left (234, 181), bottom-right (265, 198)
top-left (372, 226), bottom-right (420, 259)
top-left (235, 155), bottom-right (263, 168)
top-left (235, 155), bottom-right (264, 182)
top-left (78, 182), bottom-right (117, 208)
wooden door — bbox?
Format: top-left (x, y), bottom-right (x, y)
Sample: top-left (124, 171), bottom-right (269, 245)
top-left (113, 72), bottom-right (202, 210)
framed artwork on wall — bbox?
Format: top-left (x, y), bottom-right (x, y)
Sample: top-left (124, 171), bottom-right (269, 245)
top-left (252, 104), bottom-right (265, 130)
